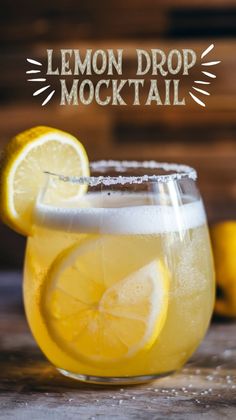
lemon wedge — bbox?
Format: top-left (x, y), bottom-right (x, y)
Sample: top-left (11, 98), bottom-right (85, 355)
top-left (41, 238), bottom-right (169, 364)
top-left (0, 126), bottom-right (89, 235)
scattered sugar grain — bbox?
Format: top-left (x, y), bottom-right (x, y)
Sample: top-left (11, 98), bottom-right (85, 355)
top-left (223, 350), bottom-right (232, 357)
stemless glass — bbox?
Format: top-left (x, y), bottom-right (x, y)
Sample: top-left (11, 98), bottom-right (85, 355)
top-left (23, 161), bottom-right (215, 385)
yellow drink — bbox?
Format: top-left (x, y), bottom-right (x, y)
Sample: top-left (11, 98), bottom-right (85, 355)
top-left (23, 193), bottom-right (215, 382)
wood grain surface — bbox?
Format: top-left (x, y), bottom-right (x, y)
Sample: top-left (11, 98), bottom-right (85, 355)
top-left (0, 272), bottom-right (236, 419)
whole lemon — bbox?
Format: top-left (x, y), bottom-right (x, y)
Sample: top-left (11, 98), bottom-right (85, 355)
top-left (210, 221), bottom-right (236, 317)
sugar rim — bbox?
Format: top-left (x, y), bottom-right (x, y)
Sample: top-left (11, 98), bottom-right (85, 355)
top-left (45, 160), bottom-right (197, 186)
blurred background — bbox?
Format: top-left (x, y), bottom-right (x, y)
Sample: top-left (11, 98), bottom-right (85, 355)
top-left (0, 0), bottom-right (236, 268)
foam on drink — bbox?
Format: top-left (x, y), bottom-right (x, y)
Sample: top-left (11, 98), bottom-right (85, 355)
top-left (35, 192), bottom-right (206, 234)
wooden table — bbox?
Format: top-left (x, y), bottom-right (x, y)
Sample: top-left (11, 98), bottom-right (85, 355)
top-left (0, 272), bottom-right (235, 419)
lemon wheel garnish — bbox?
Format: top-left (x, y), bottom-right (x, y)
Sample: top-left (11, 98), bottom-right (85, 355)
top-left (0, 126), bottom-right (89, 235)
top-left (41, 238), bottom-right (169, 364)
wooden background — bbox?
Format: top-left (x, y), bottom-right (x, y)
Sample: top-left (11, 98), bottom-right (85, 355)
top-left (0, 0), bottom-right (236, 268)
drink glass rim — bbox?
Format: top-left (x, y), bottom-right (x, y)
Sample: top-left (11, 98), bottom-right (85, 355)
top-left (44, 160), bottom-right (197, 186)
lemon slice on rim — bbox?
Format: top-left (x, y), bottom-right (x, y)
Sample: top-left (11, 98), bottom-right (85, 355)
top-left (41, 238), bottom-right (169, 364)
top-left (0, 126), bottom-right (89, 235)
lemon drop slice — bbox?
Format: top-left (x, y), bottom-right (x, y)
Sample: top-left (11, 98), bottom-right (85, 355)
top-left (0, 126), bottom-right (89, 235)
top-left (42, 238), bottom-right (169, 364)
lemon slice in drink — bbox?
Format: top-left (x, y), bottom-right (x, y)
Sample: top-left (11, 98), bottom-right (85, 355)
top-left (42, 238), bottom-right (169, 364)
top-left (0, 126), bottom-right (89, 235)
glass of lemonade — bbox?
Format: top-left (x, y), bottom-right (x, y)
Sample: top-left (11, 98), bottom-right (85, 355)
top-left (24, 160), bottom-right (215, 384)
